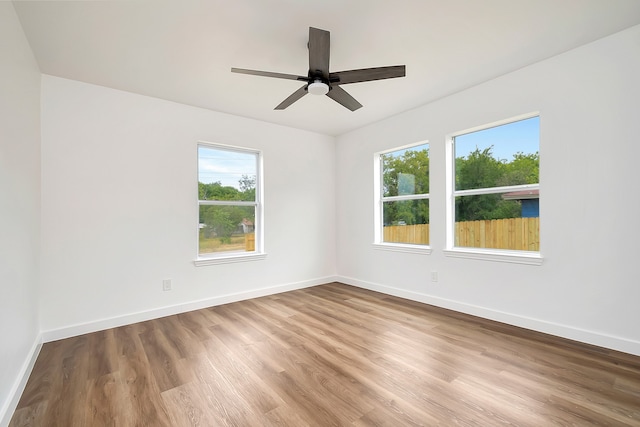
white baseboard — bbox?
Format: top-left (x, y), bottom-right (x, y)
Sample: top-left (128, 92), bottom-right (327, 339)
top-left (337, 275), bottom-right (640, 357)
top-left (0, 336), bottom-right (42, 427)
top-left (41, 275), bottom-right (338, 343)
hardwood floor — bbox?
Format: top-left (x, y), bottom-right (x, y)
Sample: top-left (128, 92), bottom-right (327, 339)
top-left (9, 282), bottom-right (640, 426)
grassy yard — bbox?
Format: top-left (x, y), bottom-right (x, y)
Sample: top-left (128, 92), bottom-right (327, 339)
top-left (199, 233), bottom-right (247, 254)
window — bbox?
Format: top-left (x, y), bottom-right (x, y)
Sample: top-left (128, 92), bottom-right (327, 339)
top-left (374, 142), bottom-right (430, 251)
top-left (446, 114), bottom-right (541, 264)
top-left (196, 143), bottom-right (263, 265)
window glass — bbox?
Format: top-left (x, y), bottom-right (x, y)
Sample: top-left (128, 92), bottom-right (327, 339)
top-left (381, 146), bottom-right (430, 197)
top-left (198, 145), bottom-right (260, 257)
top-left (378, 143), bottom-right (429, 245)
top-left (452, 116), bottom-right (539, 252)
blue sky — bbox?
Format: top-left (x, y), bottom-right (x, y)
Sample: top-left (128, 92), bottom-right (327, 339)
top-left (384, 116), bottom-right (538, 162)
top-left (199, 117), bottom-right (538, 187)
top-left (455, 116), bottom-right (539, 160)
top-left (198, 146), bottom-right (256, 188)
top-left (383, 143), bottom-right (429, 159)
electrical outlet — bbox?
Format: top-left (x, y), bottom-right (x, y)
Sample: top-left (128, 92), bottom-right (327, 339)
top-left (162, 279), bottom-right (172, 291)
top-left (430, 271), bottom-right (438, 282)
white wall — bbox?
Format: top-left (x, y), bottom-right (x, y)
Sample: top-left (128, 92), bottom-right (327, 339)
top-left (0, 3), bottom-right (42, 424)
top-left (39, 76), bottom-right (336, 336)
top-left (336, 25), bottom-right (640, 355)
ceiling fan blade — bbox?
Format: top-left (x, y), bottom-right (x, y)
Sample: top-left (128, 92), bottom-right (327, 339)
top-left (231, 68), bottom-right (307, 81)
top-left (308, 27), bottom-right (330, 79)
top-left (275, 85), bottom-right (308, 110)
top-left (330, 65), bottom-right (406, 85)
top-left (326, 85), bottom-right (362, 111)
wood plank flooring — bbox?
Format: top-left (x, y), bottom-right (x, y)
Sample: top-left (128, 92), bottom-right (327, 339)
top-left (9, 282), bottom-right (640, 426)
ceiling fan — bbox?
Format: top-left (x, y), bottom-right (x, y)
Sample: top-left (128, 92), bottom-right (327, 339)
top-left (231, 27), bottom-right (406, 111)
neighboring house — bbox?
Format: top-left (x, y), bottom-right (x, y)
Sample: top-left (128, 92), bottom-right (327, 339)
top-left (240, 218), bottom-right (254, 233)
top-left (502, 189), bottom-right (540, 218)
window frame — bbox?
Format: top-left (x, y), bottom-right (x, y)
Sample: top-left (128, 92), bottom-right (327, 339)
top-left (444, 113), bottom-right (542, 265)
top-left (373, 141), bottom-right (432, 255)
top-left (194, 142), bottom-right (265, 266)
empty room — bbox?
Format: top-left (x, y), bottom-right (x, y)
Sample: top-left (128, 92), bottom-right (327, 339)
top-left (2, 1), bottom-right (640, 425)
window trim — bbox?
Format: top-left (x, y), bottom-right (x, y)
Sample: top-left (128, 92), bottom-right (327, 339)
top-left (194, 142), bottom-right (265, 266)
top-left (373, 141), bottom-right (431, 252)
top-left (443, 247), bottom-right (543, 265)
top-left (373, 243), bottom-right (432, 255)
top-left (445, 113), bottom-right (543, 265)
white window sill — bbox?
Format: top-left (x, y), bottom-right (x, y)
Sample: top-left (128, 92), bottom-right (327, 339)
top-left (194, 252), bottom-right (267, 266)
top-left (373, 243), bottom-right (432, 255)
top-left (443, 248), bottom-right (543, 265)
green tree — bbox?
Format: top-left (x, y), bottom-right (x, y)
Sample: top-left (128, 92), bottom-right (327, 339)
top-left (198, 181), bottom-right (242, 201)
top-left (455, 147), bottom-right (538, 221)
top-left (238, 174), bottom-right (256, 201)
top-left (200, 206), bottom-right (236, 243)
top-left (199, 176), bottom-right (257, 245)
top-left (498, 152), bottom-right (539, 186)
top-left (383, 149), bottom-right (429, 196)
top-left (456, 147), bottom-right (504, 191)
top-left (381, 147), bottom-right (429, 225)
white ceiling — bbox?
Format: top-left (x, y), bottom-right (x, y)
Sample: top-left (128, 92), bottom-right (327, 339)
top-left (13, 0), bottom-right (640, 136)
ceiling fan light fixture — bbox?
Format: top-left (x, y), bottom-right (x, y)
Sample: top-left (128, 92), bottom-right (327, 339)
top-left (308, 80), bottom-right (329, 96)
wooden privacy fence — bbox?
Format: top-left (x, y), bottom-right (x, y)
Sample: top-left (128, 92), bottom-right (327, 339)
top-left (455, 217), bottom-right (539, 251)
top-left (383, 223), bottom-right (430, 246)
top-left (384, 217), bottom-right (540, 251)
top-left (245, 233), bottom-right (255, 251)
